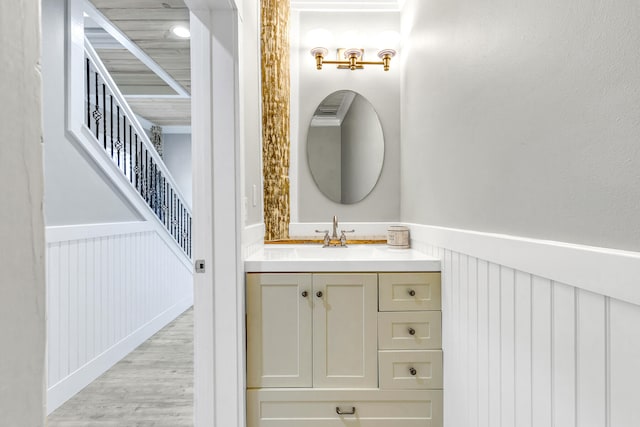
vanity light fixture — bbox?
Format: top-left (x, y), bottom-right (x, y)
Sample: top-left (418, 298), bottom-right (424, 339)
top-left (310, 47), bottom-right (396, 71)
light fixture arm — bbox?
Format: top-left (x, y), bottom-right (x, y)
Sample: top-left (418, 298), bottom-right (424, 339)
top-left (309, 48), bottom-right (396, 71)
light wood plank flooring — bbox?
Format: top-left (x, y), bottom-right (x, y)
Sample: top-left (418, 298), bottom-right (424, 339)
top-left (47, 308), bottom-right (193, 426)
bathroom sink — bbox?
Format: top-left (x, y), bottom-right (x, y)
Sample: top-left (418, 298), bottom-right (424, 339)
top-left (244, 244), bottom-right (440, 272)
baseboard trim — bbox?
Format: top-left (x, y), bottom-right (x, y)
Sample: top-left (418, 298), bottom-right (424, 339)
top-left (46, 295), bottom-right (194, 414)
top-left (407, 223), bottom-right (640, 307)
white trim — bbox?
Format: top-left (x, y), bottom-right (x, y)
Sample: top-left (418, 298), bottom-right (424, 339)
top-left (134, 114), bottom-right (154, 131)
top-left (163, 125), bottom-right (192, 135)
top-left (132, 116), bottom-right (191, 135)
top-left (407, 223), bottom-right (640, 307)
top-left (82, 0), bottom-right (190, 98)
top-left (243, 223), bottom-right (265, 247)
top-left (46, 221), bottom-right (152, 242)
top-left (47, 296), bottom-right (193, 414)
top-left (242, 223), bottom-right (265, 259)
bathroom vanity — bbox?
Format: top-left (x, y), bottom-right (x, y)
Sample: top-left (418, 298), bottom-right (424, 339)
top-left (245, 245), bottom-right (443, 426)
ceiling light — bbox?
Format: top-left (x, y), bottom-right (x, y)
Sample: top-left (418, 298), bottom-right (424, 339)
top-left (171, 25), bottom-right (190, 39)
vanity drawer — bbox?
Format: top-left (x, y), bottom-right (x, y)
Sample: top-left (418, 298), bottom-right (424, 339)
top-left (378, 311), bottom-right (442, 350)
top-left (379, 273), bottom-right (441, 311)
top-left (247, 389), bottom-right (443, 427)
top-left (379, 350), bottom-right (443, 390)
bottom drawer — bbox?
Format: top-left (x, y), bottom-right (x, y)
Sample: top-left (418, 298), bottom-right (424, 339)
top-left (247, 389), bottom-right (443, 427)
top-left (379, 350), bottom-right (443, 390)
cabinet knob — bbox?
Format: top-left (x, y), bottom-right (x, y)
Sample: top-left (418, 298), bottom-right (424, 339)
top-left (408, 327), bottom-right (416, 335)
top-left (409, 367), bottom-right (417, 376)
top-left (301, 291), bottom-right (308, 298)
top-left (408, 289), bottom-right (416, 296)
top-left (316, 291), bottom-right (323, 298)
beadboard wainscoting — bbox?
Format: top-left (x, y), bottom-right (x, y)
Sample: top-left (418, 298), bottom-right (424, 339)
top-left (46, 222), bottom-right (193, 414)
top-left (409, 224), bottom-right (640, 427)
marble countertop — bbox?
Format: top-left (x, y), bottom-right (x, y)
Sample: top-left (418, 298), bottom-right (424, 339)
top-left (244, 244), bottom-right (441, 272)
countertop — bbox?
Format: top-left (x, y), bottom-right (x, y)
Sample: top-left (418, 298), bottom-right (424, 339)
top-left (244, 244), bottom-right (441, 272)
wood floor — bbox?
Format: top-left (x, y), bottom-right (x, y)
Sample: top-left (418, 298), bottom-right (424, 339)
top-left (47, 308), bottom-right (194, 426)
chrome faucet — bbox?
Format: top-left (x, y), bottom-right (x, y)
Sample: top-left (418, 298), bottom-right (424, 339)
top-left (316, 216), bottom-right (355, 247)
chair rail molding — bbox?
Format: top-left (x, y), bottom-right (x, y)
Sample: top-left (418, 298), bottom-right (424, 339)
top-left (407, 222), bottom-right (640, 307)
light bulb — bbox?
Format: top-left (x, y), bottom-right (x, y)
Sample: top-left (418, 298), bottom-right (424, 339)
top-left (171, 25), bottom-right (191, 39)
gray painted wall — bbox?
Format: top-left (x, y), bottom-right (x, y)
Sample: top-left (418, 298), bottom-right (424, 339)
top-left (163, 133), bottom-right (192, 208)
top-left (42, 0), bottom-right (141, 226)
top-left (400, 0), bottom-right (640, 251)
top-left (293, 11), bottom-right (401, 223)
top-left (0, 0), bottom-right (46, 424)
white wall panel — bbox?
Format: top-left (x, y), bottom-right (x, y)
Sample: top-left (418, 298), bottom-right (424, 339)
top-left (514, 271), bottom-right (532, 427)
top-left (413, 238), bottom-right (640, 427)
top-left (46, 223), bottom-right (193, 413)
top-left (576, 290), bottom-right (606, 427)
top-left (609, 298), bottom-right (640, 427)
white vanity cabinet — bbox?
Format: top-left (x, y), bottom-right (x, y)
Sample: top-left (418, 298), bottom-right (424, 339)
top-left (247, 273), bottom-right (378, 389)
top-left (246, 273), bottom-right (312, 388)
top-left (246, 270), bottom-right (444, 427)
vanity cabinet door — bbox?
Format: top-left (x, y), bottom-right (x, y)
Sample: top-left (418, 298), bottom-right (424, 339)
top-left (247, 273), bottom-right (313, 388)
top-left (312, 273), bottom-right (378, 388)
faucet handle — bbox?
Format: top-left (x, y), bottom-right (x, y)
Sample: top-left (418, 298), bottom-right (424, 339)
top-left (339, 229), bottom-right (355, 247)
top-left (315, 230), bottom-right (331, 247)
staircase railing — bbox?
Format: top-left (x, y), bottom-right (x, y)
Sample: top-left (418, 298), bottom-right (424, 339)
top-left (83, 39), bottom-right (191, 258)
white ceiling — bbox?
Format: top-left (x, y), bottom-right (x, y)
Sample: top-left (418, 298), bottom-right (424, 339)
top-left (88, 0), bottom-right (191, 127)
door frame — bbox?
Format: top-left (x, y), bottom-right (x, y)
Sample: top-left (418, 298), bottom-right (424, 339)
top-left (189, 1), bottom-right (245, 426)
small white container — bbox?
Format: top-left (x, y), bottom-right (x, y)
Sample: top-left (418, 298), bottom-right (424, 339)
top-left (387, 225), bottom-right (410, 249)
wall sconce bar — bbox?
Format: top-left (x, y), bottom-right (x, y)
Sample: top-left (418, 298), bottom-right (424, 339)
top-left (311, 47), bottom-right (396, 71)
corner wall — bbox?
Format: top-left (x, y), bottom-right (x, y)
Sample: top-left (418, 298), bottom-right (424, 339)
top-left (400, 0), bottom-right (640, 251)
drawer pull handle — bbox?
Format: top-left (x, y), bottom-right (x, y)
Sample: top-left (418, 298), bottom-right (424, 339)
top-left (408, 289), bottom-right (416, 296)
top-left (316, 291), bottom-right (323, 298)
top-left (336, 406), bottom-right (356, 415)
top-left (301, 291), bottom-right (308, 297)
top-left (408, 327), bottom-right (416, 335)
top-left (409, 367), bottom-right (417, 376)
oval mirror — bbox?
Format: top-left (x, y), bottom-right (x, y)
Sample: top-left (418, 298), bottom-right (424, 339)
top-left (307, 90), bottom-right (384, 204)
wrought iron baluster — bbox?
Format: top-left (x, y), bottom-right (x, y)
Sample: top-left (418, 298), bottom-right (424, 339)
top-left (116, 106), bottom-right (122, 166)
top-left (102, 84), bottom-right (107, 149)
top-left (144, 151), bottom-right (149, 203)
top-left (165, 180), bottom-right (169, 230)
top-left (151, 160), bottom-right (156, 213)
top-left (129, 126), bottom-right (133, 183)
top-left (181, 205), bottom-right (186, 250)
top-left (122, 116), bottom-right (127, 175)
top-left (134, 135), bottom-right (139, 192)
top-left (93, 72), bottom-right (101, 139)
top-left (86, 58), bottom-right (90, 129)
top-left (188, 216), bottom-right (192, 257)
top-left (110, 95), bottom-right (114, 157)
